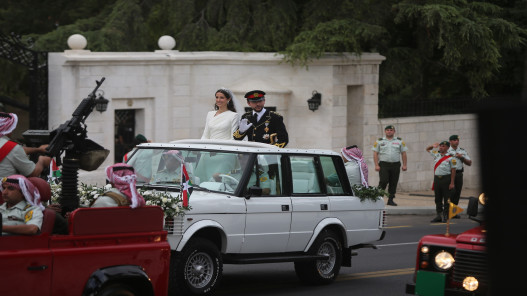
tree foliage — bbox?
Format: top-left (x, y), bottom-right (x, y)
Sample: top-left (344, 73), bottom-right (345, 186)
top-left (0, 0), bottom-right (525, 103)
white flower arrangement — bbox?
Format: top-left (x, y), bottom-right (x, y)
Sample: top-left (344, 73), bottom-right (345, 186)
top-left (138, 188), bottom-right (190, 217)
top-left (48, 181), bottom-right (190, 217)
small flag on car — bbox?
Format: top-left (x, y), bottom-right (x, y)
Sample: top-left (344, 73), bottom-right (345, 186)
top-left (448, 202), bottom-right (464, 220)
top-left (181, 163), bottom-right (193, 207)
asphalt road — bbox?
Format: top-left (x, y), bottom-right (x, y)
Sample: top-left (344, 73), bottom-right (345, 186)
top-left (216, 215), bottom-right (479, 296)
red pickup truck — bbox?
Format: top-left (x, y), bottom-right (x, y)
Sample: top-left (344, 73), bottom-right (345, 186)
top-left (0, 177), bottom-right (170, 296)
top-left (406, 195), bottom-right (487, 295)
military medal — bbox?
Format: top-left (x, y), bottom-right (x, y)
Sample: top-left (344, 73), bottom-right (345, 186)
top-left (263, 134), bottom-right (269, 140)
top-left (264, 122), bottom-right (269, 133)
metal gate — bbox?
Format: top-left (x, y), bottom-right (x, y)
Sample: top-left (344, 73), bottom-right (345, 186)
top-left (0, 32), bottom-right (48, 129)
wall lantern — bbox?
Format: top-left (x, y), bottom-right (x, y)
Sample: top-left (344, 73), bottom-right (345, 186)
top-left (95, 91), bottom-right (109, 113)
top-left (307, 90), bottom-right (322, 112)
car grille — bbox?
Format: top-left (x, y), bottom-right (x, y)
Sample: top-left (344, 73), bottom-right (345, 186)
top-left (452, 249), bottom-right (488, 284)
top-left (164, 215), bottom-right (184, 235)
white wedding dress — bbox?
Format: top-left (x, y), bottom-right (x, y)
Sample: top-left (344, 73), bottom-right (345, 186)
top-left (201, 110), bottom-right (240, 140)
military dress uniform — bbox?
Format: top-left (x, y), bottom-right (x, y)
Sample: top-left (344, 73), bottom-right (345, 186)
top-left (233, 90), bottom-right (288, 148)
top-left (430, 149), bottom-right (457, 222)
top-left (234, 110), bottom-right (288, 148)
top-left (0, 200), bottom-right (43, 235)
top-left (447, 145), bottom-right (470, 205)
top-left (372, 136), bottom-right (408, 201)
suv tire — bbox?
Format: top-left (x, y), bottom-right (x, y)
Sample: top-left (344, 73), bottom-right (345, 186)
top-left (294, 229), bottom-right (342, 285)
top-left (169, 238), bottom-right (223, 295)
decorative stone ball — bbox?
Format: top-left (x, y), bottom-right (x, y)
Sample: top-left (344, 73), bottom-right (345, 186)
top-left (67, 34), bottom-right (87, 50)
top-left (158, 35), bottom-right (176, 50)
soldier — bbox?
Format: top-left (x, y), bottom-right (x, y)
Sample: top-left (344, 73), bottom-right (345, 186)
top-left (91, 163), bottom-right (145, 208)
top-left (1, 175), bottom-right (44, 235)
top-left (447, 135), bottom-right (472, 211)
top-left (233, 90), bottom-right (288, 148)
top-left (372, 125), bottom-right (408, 206)
top-left (426, 141), bottom-right (456, 223)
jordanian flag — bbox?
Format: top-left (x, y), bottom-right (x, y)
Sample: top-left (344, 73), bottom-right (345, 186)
top-left (49, 158), bottom-right (61, 181)
top-left (180, 163), bottom-right (193, 207)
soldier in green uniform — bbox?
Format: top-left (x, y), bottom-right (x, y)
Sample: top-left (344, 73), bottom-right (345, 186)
top-left (233, 90), bottom-right (288, 148)
top-left (1, 175), bottom-right (44, 235)
top-left (372, 125), bottom-right (408, 206)
top-left (426, 141), bottom-right (457, 222)
top-left (447, 135), bottom-right (472, 209)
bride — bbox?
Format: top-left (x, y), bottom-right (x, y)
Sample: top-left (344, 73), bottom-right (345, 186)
top-left (201, 88), bottom-right (241, 140)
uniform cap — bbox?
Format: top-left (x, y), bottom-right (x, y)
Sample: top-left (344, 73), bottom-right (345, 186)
top-left (384, 125), bottom-right (395, 130)
top-left (449, 135), bottom-right (459, 141)
top-left (244, 90), bottom-right (266, 102)
top-left (135, 134), bottom-right (147, 142)
top-left (439, 141), bottom-right (450, 147)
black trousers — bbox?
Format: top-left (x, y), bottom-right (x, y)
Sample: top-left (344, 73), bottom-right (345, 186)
top-left (433, 174), bottom-right (452, 214)
top-left (451, 171), bottom-right (463, 205)
top-left (378, 161), bottom-right (401, 199)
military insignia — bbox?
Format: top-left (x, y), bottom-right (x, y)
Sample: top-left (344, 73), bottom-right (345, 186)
top-left (25, 210), bottom-right (34, 222)
top-left (373, 142), bottom-right (378, 148)
top-left (263, 134), bottom-right (270, 140)
top-left (254, 92), bottom-right (259, 98)
top-left (260, 176), bottom-right (268, 182)
top-left (452, 159), bottom-right (457, 165)
top-left (264, 122), bottom-right (269, 133)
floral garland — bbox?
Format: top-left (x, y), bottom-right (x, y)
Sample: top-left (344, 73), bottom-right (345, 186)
top-left (352, 184), bottom-right (386, 203)
top-left (49, 182), bottom-right (190, 217)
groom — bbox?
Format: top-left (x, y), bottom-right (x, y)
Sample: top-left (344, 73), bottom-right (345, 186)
top-left (233, 90), bottom-right (288, 148)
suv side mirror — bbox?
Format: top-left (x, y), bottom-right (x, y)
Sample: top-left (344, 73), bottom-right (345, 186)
top-left (245, 186), bottom-right (262, 199)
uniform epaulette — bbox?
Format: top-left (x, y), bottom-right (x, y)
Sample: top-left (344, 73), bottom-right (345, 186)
top-left (396, 137), bottom-right (402, 140)
top-left (23, 203), bottom-right (32, 210)
top-left (378, 138), bottom-right (383, 141)
top-left (270, 111), bottom-right (283, 117)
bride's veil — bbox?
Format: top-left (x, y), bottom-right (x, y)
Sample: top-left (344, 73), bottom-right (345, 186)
top-left (221, 87), bottom-right (245, 117)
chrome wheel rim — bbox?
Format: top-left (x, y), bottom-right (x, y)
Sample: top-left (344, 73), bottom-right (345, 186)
top-left (316, 241), bottom-right (336, 275)
top-left (185, 252), bottom-right (214, 288)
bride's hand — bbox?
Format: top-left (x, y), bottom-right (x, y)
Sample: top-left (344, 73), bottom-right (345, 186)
top-left (238, 118), bottom-right (253, 133)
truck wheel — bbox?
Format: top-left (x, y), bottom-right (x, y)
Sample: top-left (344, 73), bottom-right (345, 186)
top-left (170, 238), bottom-right (223, 295)
top-left (98, 283), bottom-right (137, 296)
top-left (294, 229), bottom-right (342, 285)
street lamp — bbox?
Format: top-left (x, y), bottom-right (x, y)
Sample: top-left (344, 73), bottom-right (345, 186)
top-left (95, 91), bottom-right (109, 113)
top-left (307, 90), bottom-right (322, 112)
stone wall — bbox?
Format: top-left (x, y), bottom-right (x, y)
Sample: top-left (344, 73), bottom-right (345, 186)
top-left (48, 38), bottom-right (480, 191)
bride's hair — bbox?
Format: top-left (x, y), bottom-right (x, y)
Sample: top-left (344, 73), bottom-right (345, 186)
top-left (215, 88), bottom-right (237, 112)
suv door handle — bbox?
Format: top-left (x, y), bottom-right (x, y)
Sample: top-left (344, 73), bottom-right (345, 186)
top-left (281, 205), bottom-right (289, 211)
top-left (320, 204), bottom-right (328, 210)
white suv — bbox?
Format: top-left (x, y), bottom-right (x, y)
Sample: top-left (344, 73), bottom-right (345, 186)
top-left (128, 139), bottom-right (386, 295)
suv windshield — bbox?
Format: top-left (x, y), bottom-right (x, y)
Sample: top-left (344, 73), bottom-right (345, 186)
top-left (128, 148), bottom-right (250, 194)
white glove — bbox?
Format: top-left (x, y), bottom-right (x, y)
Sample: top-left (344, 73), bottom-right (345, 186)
top-left (238, 118), bottom-right (253, 133)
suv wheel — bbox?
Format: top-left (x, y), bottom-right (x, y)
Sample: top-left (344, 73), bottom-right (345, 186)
top-left (170, 238), bottom-right (223, 295)
top-left (294, 229), bottom-right (342, 285)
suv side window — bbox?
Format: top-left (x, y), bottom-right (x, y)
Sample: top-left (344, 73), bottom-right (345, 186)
top-left (320, 156), bottom-right (345, 194)
top-left (290, 156), bottom-right (321, 194)
top-left (245, 154), bottom-right (282, 196)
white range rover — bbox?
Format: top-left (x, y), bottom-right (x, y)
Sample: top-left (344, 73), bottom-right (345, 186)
top-left (127, 139), bottom-right (386, 295)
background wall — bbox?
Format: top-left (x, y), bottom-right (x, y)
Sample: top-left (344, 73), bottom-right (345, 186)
top-left (48, 44), bottom-right (479, 192)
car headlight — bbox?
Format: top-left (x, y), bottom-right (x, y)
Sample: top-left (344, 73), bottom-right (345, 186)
top-left (434, 251), bottom-right (455, 270)
top-left (478, 193), bottom-right (487, 205)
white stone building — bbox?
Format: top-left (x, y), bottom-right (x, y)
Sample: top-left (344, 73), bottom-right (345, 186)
top-left (48, 35), bottom-right (480, 192)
